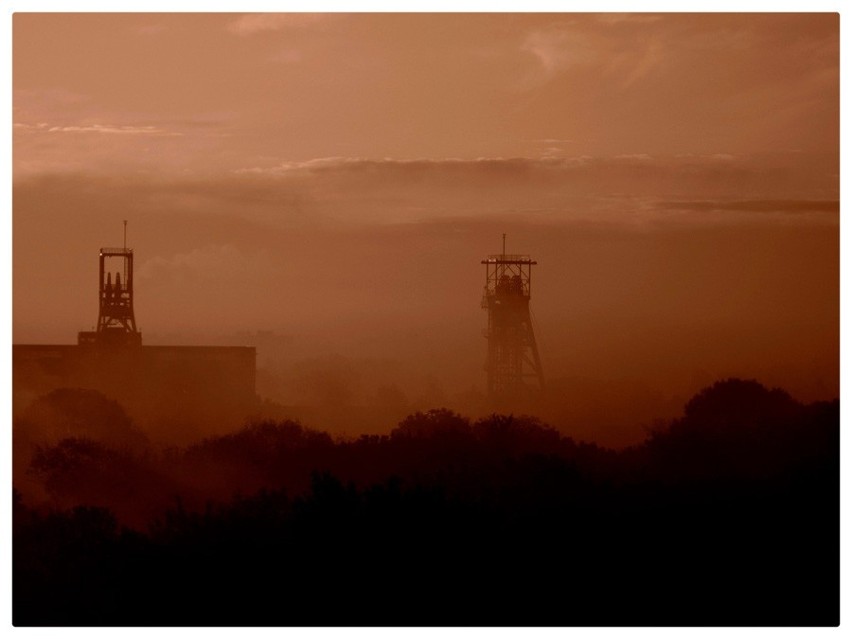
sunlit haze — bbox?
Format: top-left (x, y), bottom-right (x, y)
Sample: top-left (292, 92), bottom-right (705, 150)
top-left (13, 12), bottom-right (838, 446)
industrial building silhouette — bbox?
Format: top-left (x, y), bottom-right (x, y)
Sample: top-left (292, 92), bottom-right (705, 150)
top-left (13, 233), bottom-right (256, 444)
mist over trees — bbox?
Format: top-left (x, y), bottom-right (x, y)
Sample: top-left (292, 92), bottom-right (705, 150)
top-left (11, 12), bottom-right (839, 628)
top-left (12, 378), bottom-right (839, 626)
top-left (14, 169), bottom-right (839, 450)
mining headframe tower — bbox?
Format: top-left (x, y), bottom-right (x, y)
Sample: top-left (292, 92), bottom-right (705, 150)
top-left (78, 222), bottom-right (141, 347)
top-left (481, 235), bottom-right (545, 405)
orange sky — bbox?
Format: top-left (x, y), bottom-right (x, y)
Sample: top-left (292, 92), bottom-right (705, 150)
top-left (11, 12), bottom-right (839, 444)
top-left (14, 13), bottom-right (838, 173)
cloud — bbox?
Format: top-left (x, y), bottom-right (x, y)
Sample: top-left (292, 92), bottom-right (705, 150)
top-left (234, 156), bottom-right (372, 175)
top-left (227, 13), bottom-right (327, 36)
top-left (596, 14), bottom-right (664, 26)
top-left (521, 25), bottom-right (599, 76)
top-left (657, 200), bottom-right (839, 215)
top-left (41, 124), bottom-right (180, 136)
top-left (13, 113), bottom-right (237, 177)
top-left (240, 156), bottom-right (552, 175)
top-left (614, 153), bottom-right (652, 161)
top-left (12, 151), bottom-right (837, 234)
top-left (234, 154), bottom-right (763, 180)
top-left (519, 19), bottom-right (666, 89)
top-left (618, 38), bottom-right (663, 88)
top-left (220, 152), bottom-right (838, 229)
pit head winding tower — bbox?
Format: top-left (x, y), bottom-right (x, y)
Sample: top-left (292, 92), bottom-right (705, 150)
top-left (78, 222), bottom-right (142, 347)
top-left (481, 235), bottom-right (545, 403)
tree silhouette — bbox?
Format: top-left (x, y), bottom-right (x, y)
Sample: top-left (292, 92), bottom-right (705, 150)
top-left (390, 407), bottom-right (470, 439)
top-left (11, 377), bottom-right (839, 626)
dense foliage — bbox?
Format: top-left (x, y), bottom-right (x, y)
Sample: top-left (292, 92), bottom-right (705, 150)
top-left (13, 379), bottom-right (839, 626)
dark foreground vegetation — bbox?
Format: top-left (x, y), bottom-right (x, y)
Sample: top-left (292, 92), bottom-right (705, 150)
top-left (13, 379), bottom-right (839, 626)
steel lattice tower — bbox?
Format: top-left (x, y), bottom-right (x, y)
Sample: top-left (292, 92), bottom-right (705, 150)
top-left (481, 236), bottom-right (544, 402)
top-left (78, 222), bottom-right (142, 347)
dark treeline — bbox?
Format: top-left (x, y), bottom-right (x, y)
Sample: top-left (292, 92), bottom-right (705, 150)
top-left (12, 379), bottom-right (839, 626)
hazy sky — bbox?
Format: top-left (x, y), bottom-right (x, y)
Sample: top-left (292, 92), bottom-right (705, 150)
top-left (14, 12), bottom-right (838, 173)
top-left (11, 11), bottom-right (840, 443)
